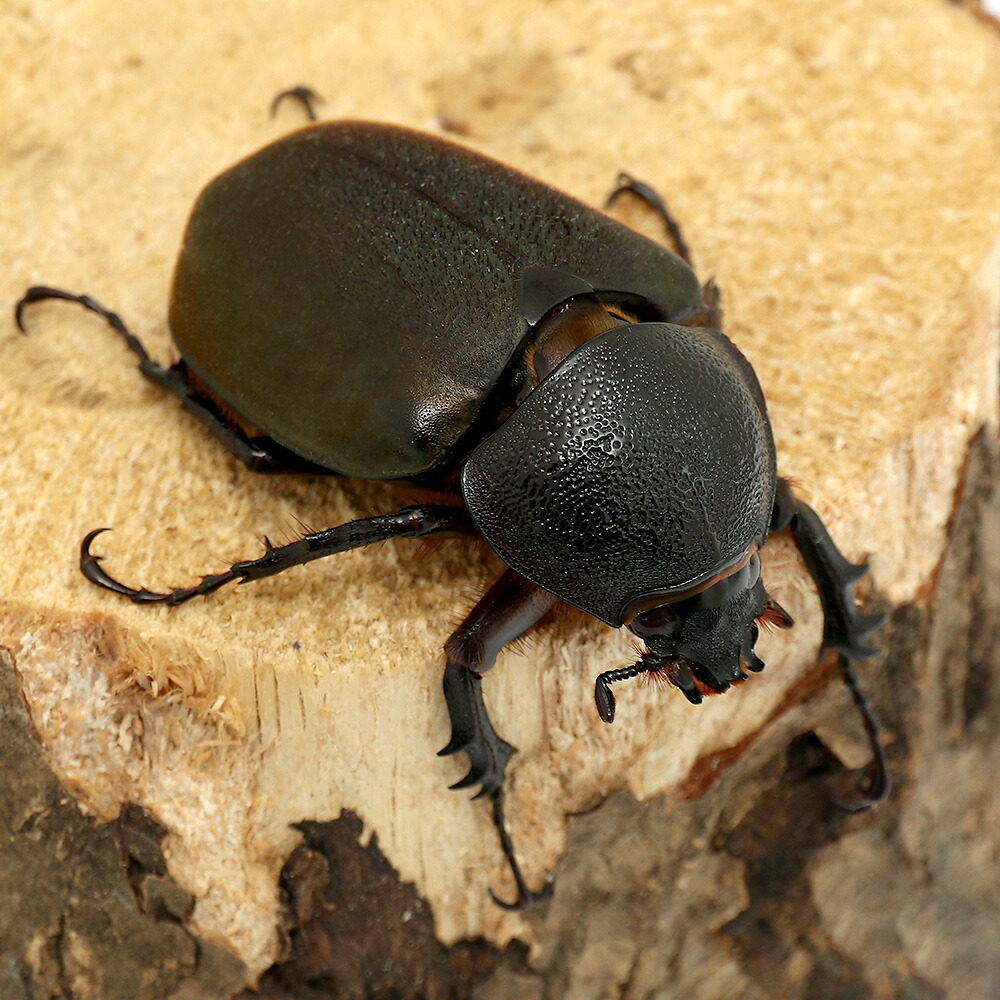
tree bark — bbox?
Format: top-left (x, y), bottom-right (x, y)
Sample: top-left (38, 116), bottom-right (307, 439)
top-left (2, 0), bottom-right (1000, 997)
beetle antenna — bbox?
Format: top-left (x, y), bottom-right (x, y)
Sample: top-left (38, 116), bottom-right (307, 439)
top-left (595, 652), bottom-right (665, 723)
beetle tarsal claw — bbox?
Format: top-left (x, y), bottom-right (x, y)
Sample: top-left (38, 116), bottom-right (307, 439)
top-left (14, 285), bottom-right (87, 332)
top-left (833, 772), bottom-right (891, 814)
top-left (486, 791), bottom-right (553, 911)
top-left (489, 872), bottom-right (554, 911)
top-left (80, 528), bottom-right (174, 604)
top-left (830, 653), bottom-right (891, 812)
top-left (80, 528), bottom-right (137, 596)
top-left (831, 740), bottom-right (891, 812)
top-left (269, 85), bottom-right (323, 122)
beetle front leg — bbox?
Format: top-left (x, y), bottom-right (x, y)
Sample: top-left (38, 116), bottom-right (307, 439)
top-left (438, 569), bottom-right (557, 909)
top-left (773, 478), bottom-right (889, 809)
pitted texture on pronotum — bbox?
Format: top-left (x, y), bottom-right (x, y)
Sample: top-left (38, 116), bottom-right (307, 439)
top-left (462, 322), bottom-right (777, 626)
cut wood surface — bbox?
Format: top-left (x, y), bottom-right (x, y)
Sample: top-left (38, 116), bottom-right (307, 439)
top-left (2, 0), bottom-right (1000, 994)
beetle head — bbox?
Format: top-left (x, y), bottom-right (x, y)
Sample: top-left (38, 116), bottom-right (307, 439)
top-left (595, 550), bottom-right (793, 721)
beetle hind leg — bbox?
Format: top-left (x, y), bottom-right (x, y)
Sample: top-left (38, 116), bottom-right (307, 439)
top-left (270, 85), bottom-right (323, 122)
top-left (14, 285), bottom-right (318, 473)
top-left (439, 570), bottom-right (558, 909)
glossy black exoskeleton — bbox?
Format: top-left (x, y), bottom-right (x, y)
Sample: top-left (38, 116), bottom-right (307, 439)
top-left (16, 119), bottom-right (886, 909)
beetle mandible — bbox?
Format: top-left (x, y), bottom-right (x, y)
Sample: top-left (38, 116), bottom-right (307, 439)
top-left (16, 116), bottom-right (887, 909)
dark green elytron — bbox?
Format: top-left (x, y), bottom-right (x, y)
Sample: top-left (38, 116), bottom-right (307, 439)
top-left (16, 120), bottom-right (886, 909)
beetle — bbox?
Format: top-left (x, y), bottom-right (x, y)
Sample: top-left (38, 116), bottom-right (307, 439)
top-left (16, 117), bottom-right (887, 909)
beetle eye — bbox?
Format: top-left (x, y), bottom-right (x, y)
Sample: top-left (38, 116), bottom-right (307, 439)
top-left (631, 603), bottom-right (680, 637)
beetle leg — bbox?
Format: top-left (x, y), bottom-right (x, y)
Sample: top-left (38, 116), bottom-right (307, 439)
top-left (439, 569), bottom-right (558, 909)
top-left (603, 178), bottom-right (722, 328)
top-left (269, 85), bottom-right (323, 122)
top-left (774, 479), bottom-right (890, 809)
top-left (698, 277), bottom-right (723, 331)
top-left (776, 487), bottom-right (885, 660)
top-left (79, 506), bottom-right (472, 604)
top-left (605, 172), bottom-right (693, 266)
top-left (14, 286), bottom-right (321, 473)
top-left (831, 653), bottom-right (891, 812)
top-left (16, 285), bottom-right (169, 381)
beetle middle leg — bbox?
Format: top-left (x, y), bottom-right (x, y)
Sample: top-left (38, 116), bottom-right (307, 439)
top-left (440, 569), bottom-right (558, 909)
top-left (771, 478), bottom-right (890, 809)
top-left (606, 172), bottom-right (693, 267)
top-left (80, 505), bottom-right (472, 603)
top-left (15, 286), bottom-right (320, 474)
top-left (605, 175), bottom-right (722, 328)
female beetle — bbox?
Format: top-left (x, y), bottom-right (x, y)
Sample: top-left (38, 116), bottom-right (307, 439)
top-left (16, 119), bottom-right (886, 909)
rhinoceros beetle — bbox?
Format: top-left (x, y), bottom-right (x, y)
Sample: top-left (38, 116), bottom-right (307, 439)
top-left (16, 117), bottom-right (887, 910)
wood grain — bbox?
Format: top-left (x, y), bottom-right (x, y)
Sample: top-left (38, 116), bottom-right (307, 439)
top-left (1, 0), bottom-right (999, 992)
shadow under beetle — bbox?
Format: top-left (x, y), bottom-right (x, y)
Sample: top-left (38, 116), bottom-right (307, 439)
top-left (16, 118), bottom-right (888, 909)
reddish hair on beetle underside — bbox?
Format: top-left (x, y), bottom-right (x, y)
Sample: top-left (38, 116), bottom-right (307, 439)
top-left (639, 657), bottom-right (730, 698)
top-left (639, 659), bottom-right (674, 691)
top-left (757, 598), bottom-right (794, 631)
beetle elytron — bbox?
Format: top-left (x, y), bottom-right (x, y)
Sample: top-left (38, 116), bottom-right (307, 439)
top-left (17, 116), bottom-right (886, 908)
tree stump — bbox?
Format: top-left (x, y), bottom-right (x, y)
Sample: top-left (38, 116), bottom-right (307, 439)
top-left (2, 1), bottom-right (999, 997)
